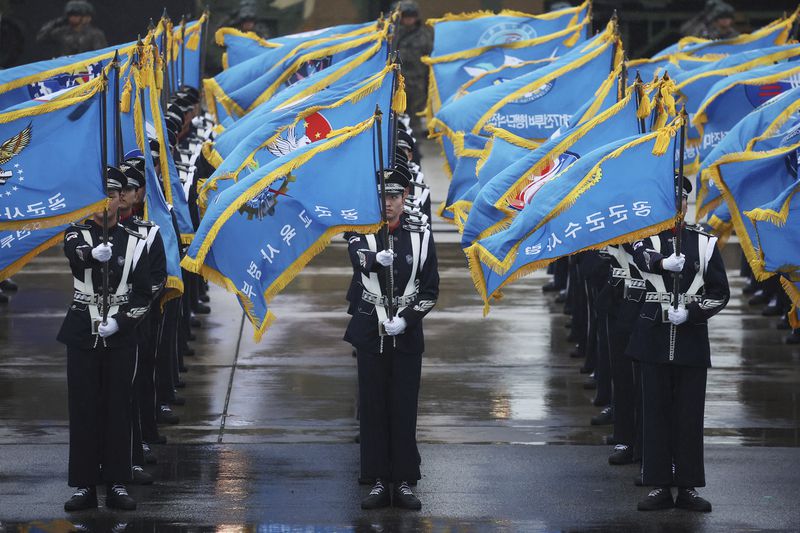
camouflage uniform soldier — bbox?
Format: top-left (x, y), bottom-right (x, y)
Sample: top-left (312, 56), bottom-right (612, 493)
top-left (394, 1), bottom-right (433, 135)
top-left (37, 1), bottom-right (107, 58)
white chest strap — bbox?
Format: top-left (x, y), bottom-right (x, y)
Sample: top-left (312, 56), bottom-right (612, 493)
top-left (361, 234), bottom-right (388, 327)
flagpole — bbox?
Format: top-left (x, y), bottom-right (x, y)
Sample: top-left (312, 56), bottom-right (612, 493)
top-left (374, 104), bottom-right (395, 322)
top-left (199, 8), bottom-right (211, 97)
top-left (389, 53), bottom-right (400, 167)
top-left (672, 108), bottom-right (687, 311)
top-left (113, 50), bottom-right (122, 166)
top-left (179, 15), bottom-right (186, 89)
top-left (100, 68), bottom-right (110, 324)
top-left (634, 72), bottom-right (646, 134)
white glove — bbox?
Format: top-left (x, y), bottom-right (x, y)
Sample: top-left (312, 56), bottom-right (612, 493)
top-left (91, 243), bottom-right (113, 262)
top-left (376, 249), bottom-right (395, 267)
top-left (383, 316), bottom-right (407, 336)
top-left (98, 317), bottom-right (119, 338)
top-left (661, 253), bottom-right (685, 272)
top-left (667, 305), bottom-right (688, 325)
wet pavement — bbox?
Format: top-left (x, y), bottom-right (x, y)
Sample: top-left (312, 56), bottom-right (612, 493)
top-left (1, 139), bottom-right (800, 530)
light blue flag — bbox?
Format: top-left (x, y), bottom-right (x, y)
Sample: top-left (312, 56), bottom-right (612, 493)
top-left (171, 16), bottom-right (208, 91)
top-left (182, 117), bottom-right (384, 340)
top-left (433, 28), bottom-right (620, 141)
top-left (712, 144), bottom-right (798, 273)
top-left (425, 28), bottom-right (588, 122)
top-left (0, 41), bottom-right (135, 110)
top-left (654, 12), bottom-right (797, 58)
top-left (429, 1), bottom-right (589, 58)
top-left (450, 130), bottom-right (538, 229)
top-left (696, 86), bottom-right (800, 218)
top-left (118, 95), bottom-right (185, 297)
top-left (268, 21), bottom-right (378, 48)
top-left (201, 65), bottom-right (396, 206)
top-left (465, 129), bottom-right (679, 307)
top-left (207, 37), bottom-right (389, 126)
top-left (675, 44), bottom-right (800, 143)
top-left (694, 59), bottom-right (800, 161)
top-left (460, 83), bottom-right (645, 249)
top-left (140, 82), bottom-right (194, 241)
top-left (217, 28), bottom-right (278, 70)
top-left (0, 78), bottom-right (106, 230)
top-left (627, 54), bottom-right (717, 84)
top-left (207, 29), bottom-right (385, 119)
top-left (440, 134), bottom-right (489, 224)
top-left (747, 180), bottom-right (800, 278)
top-left (0, 223), bottom-right (69, 279)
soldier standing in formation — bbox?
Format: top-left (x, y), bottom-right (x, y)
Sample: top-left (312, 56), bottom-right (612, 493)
top-left (628, 178), bottom-right (729, 512)
top-left (345, 163), bottom-right (439, 511)
top-left (394, 1), bottom-right (433, 136)
top-left (58, 167), bottom-right (151, 511)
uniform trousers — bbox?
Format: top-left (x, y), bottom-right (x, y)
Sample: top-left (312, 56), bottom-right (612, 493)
top-left (357, 343), bottom-right (422, 482)
top-left (640, 361), bottom-right (707, 488)
top-left (608, 319), bottom-right (636, 446)
top-left (66, 343), bottom-right (137, 487)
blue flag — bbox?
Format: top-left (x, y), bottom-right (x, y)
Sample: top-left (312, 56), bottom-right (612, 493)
top-left (0, 40), bottom-right (137, 110)
top-left (431, 24), bottom-right (622, 142)
top-left (693, 59), bottom-right (800, 161)
top-left (746, 180), bottom-right (800, 280)
top-left (423, 17), bottom-right (590, 123)
top-left (168, 15), bottom-right (209, 91)
top-left (216, 27), bottom-right (280, 70)
top-left (655, 11), bottom-right (797, 58)
top-left (465, 126), bottom-right (681, 309)
top-left (182, 117), bottom-right (384, 340)
top-left (0, 223), bottom-right (68, 279)
top-left (440, 133), bottom-right (488, 225)
top-left (675, 44), bottom-right (800, 146)
top-left (428, 1), bottom-right (590, 58)
top-left (711, 143), bottom-right (798, 276)
top-left (460, 81), bottom-right (653, 249)
top-left (627, 53), bottom-right (720, 84)
top-left (696, 86), bottom-right (800, 218)
top-left (0, 76), bottom-right (106, 230)
top-left (200, 64), bottom-right (398, 208)
top-left (206, 28), bottom-right (388, 119)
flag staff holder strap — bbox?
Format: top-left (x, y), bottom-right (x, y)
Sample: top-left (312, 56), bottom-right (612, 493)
top-left (672, 108), bottom-right (687, 310)
top-left (374, 104), bottom-right (395, 323)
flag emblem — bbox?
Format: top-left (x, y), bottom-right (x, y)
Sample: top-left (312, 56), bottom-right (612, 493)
top-left (0, 123), bottom-right (32, 186)
top-left (508, 151), bottom-right (578, 211)
top-left (266, 112), bottom-right (332, 157)
top-left (478, 22), bottom-right (538, 46)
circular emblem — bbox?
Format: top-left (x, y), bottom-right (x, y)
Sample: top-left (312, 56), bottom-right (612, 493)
top-left (511, 80), bottom-right (555, 105)
top-left (477, 22), bottom-right (538, 47)
top-left (405, 254), bottom-right (413, 265)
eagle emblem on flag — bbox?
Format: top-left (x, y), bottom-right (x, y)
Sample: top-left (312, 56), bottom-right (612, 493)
top-left (0, 123), bottom-right (32, 186)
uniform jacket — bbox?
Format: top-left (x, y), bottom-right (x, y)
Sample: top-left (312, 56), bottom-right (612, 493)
top-left (344, 216), bottom-right (439, 354)
top-left (626, 225), bottom-right (729, 367)
top-left (57, 220), bottom-right (151, 349)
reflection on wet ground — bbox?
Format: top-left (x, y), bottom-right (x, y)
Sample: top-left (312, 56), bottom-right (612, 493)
top-left (1, 170), bottom-right (800, 528)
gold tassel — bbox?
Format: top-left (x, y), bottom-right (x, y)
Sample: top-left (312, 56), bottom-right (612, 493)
top-left (392, 72), bottom-right (407, 114)
top-left (652, 126), bottom-right (674, 156)
top-left (120, 77), bottom-right (132, 113)
top-left (563, 28), bottom-right (580, 47)
top-left (660, 75), bottom-right (677, 116)
top-left (637, 91), bottom-right (651, 119)
top-left (187, 32), bottom-right (200, 50)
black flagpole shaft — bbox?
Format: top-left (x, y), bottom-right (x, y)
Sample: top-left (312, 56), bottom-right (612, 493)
top-left (374, 105), bottom-right (395, 321)
top-left (199, 9), bottom-right (210, 96)
top-left (113, 52), bottom-right (122, 165)
top-left (389, 57), bottom-right (399, 169)
top-left (100, 70), bottom-right (110, 323)
top-left (634, 73), bottom-right (646, 134)
top-left (673, 114), bottom-right (686, 311)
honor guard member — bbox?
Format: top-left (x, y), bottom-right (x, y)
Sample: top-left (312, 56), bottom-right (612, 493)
top-left (627, 177), bottom-right (729, 512)
top-left (344, 165), bottom-right (439, 511)
top-left (120, 158), bottom-right (168, 477)
top-left (58, 167), bottom-right (151, 511)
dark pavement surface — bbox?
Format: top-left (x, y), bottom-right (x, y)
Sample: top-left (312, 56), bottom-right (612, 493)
top-left (2, 141), bottom-right (800, 530)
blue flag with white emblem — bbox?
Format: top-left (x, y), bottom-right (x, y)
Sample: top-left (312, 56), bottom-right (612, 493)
top-left (182, 117), bottom-right (384, 340)
top-left (428, 1), bottom-right (590, 58)
top-left (460, 81), bottom-right (653, 249)
top-left (693, 59), bottom-right (800, 161)
top-left (696, 86), bottom-right (800, 219)
top-left (169, 15), bottom-right (209, 91)
top-left (465, 125), bottom-right (681, 309)
top-left (0, 76), bottom-right (106, 230)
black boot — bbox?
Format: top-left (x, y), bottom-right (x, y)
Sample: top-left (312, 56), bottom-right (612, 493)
top-left (675, 487), bottom-right (712, 512)
top-left (106, 484), bottom-right (137, 510)
top-left (157, 404), bottom-right (180, 424)
top-left (64, 486), bottom-right (97, 511)
top-left (608, 444), bottom-right (634, 465)
top-left (591, 406), bottom-right (614, 426)
top-left (393, 481), bottom-right (422, 510)
top-left (361, 479), bottom-right (390, 509)
top-left (131, 465), bottom-right (154, 485)
top-left (637, 487), bottom-right (674, 511)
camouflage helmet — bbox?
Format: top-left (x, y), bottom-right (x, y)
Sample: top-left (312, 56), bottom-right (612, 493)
top-left (64, 0), bottom-right (94, 16)
top-left (394, 0), bottom-right (419, 16)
